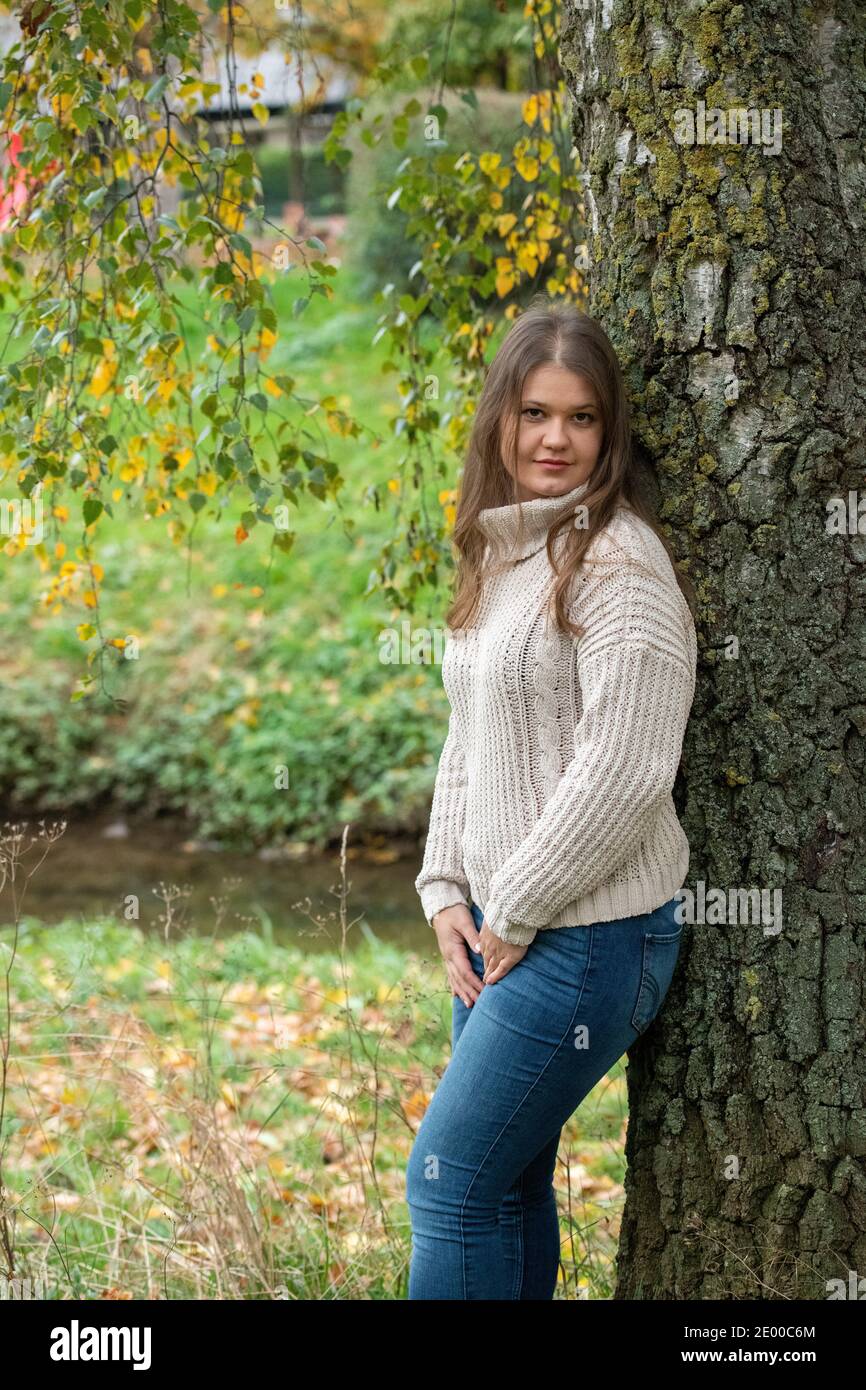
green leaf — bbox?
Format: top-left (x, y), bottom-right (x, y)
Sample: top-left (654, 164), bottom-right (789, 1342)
top-left (71, 108), bottom-right (96, 134)
top-left (146, 74), bottom-right (170, 104)
top-left (83, 499), bottom-right (103, 526)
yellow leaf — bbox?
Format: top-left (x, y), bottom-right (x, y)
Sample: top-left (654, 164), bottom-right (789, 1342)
top-left (478, 151), bottom-right (501, 176)
top-left (89, 358), bottom-right (118, 398)
top-left (516, 244), bottom-right (539, 274)
top-left (522, 95), bottom-right (538, 125)
top-left (515, 155), bottom-right (539, 181)
top-left (76, 624), bottom-right (96, 641)
top-left (104, 957), bottom-right (137, 982)
top-left (220, 1081), bottom-right (237, 1109)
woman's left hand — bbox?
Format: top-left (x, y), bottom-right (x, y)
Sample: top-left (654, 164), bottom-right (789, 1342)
top-left (477, 920), bottom-right (529, 984)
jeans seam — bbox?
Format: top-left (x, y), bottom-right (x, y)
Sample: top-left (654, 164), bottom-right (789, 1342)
top-left (512, 1168), bottom-right (526, 1300)
top-left (458, 926), bottom-right (596, 1296)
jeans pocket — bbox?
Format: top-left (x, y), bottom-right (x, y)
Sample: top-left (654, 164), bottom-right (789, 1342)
top-left (631, 929), bottom-right (682, 1034)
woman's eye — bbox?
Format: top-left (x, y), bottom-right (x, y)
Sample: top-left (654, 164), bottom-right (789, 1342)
top-left (521, 408), bottom-right (594, 423)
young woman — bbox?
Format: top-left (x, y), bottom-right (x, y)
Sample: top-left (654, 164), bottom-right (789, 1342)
top-left (406, 299), bottom-right (698, 1300)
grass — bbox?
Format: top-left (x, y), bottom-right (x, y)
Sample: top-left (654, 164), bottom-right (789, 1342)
top-left (0, 824), bottom-right (629, 1300)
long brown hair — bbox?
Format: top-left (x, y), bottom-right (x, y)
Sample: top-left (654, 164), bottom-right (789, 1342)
top-left (445, 296), bottom-right (696, 639)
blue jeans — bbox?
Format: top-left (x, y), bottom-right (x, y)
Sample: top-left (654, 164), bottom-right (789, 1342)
top-left (406, 895), bottom-right (682, 1299)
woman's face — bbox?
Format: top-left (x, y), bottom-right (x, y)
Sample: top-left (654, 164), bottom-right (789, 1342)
top-left (502, 363), bottom-right (604, 502)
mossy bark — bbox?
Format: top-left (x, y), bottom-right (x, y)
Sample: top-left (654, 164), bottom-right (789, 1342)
top-left (559, 0), bottom-right (866, 1298)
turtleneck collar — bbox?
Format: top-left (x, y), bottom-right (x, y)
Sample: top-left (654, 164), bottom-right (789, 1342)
top-left (477, 480), bottom-right (590, 564)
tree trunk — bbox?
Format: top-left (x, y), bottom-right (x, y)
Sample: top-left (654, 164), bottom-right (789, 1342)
top-left (559, 0), bottom-right (866, 1298)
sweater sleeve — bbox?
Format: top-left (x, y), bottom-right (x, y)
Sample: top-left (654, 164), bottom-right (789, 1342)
top-left (414, 707), bottom-right (472, 927)
top-left (482, 542), bottom-right (696, 946)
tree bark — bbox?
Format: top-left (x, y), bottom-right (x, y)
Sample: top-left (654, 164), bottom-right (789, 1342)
top-left (559, 0), bottom-right (866, 1298)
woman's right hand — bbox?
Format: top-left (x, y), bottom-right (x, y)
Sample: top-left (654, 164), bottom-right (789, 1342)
top-left (431, 903), bottom-right (485, 1008)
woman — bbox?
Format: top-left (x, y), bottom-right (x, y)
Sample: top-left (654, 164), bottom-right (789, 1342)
top-left (406, 298), bottom-right (698, 1300)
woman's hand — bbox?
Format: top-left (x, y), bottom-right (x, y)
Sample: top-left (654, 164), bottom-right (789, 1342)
top-left (431, 904), bottom-right (486, 1008)
top-left (476, 920), bottom-right (528, 984)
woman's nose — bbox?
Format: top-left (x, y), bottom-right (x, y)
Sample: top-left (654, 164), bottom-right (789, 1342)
top-left (542, 420), bottom-right (568, 446)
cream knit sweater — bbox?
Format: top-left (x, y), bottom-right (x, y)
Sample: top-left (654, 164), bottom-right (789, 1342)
top-left (414, 479), bottom-right (697, 946)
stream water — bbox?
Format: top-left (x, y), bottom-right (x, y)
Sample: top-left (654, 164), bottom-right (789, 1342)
top-left (0, 809), bottom-right (435, 953)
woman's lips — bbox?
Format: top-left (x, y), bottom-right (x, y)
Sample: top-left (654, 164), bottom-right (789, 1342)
top-left (535, 460), bottom-right (571, 467)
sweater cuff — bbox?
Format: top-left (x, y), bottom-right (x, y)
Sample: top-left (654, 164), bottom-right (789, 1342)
top-left (482, 898), bottom-right (538, 946)
top-left (418, 880), bottom-right (470, 928)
